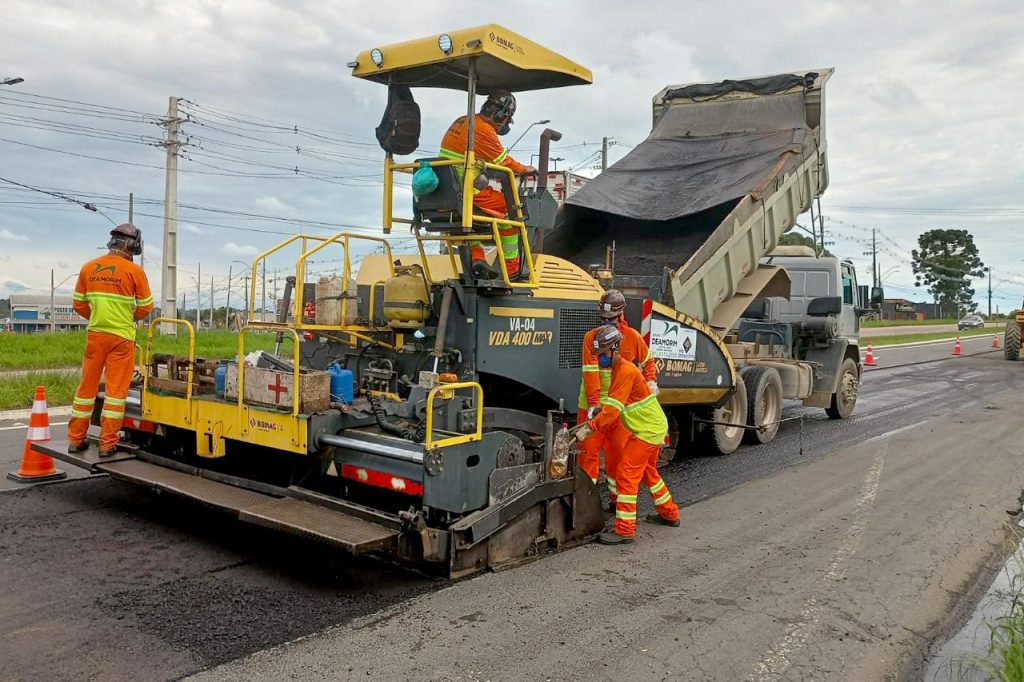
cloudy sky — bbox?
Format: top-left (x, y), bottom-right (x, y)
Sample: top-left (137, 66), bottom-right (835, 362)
top-left (1, 0), bottom-right (1022, 313)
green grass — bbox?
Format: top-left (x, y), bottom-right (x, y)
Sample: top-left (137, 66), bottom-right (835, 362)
top-left (870, 326), bottom-right (998, 347)
top-left (862, 318), bottom-right (960, 328)
top-left (0, 372), bottom-right (80, 410)
top-left (0, 329), bottom-right (290, 370)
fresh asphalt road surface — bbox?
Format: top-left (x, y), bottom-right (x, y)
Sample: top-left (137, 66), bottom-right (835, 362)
top-left (2, 345), bottom-right (1022, 680)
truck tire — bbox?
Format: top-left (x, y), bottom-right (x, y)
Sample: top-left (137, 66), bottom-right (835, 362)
top-left (825, 357), bottom-right (859, 419)
top-left (696, 379), bottom-right (748, 455)
top-left (742, 366), bottom-right (783, 445)
top-left (1005, 320), bottom-right (1021, 361)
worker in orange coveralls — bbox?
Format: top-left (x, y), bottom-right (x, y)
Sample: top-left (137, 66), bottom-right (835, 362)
top-left (67, 223), bottom-right (153, 457)
top-left (439, 90), bottom-right (536, 280)
top-left (575, 325), bottom-right (679, 545)
top-left (577, 290), bottom-right (658, 507)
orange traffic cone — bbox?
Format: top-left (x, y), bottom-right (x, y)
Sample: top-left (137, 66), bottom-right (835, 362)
top-left (993, 333), bottom-right (1001, 349)
top-left (953, 337), bottom-right (962, 356)
top-left (6, 385), bottom-right (66, 484)
top-left (864, 343), bottom-right (876, 366)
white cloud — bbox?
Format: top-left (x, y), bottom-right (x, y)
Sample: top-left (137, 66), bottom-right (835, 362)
top-left (221, 242), bottom-right (260, 256)
top-left (180, 223), bottom-right (205, 234)
top-left (254, 196), bottom-right (288, 213)
top-left (0, 228), bottom-right (28, 242)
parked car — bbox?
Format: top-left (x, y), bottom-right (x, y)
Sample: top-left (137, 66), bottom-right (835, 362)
top-left (957, 314), bottom-right (985, 330)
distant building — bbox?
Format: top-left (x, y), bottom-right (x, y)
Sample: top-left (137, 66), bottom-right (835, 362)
top-left (879, 298), bottom-right (958, 321)
top-left (9, 294), bottom-right (88, 333)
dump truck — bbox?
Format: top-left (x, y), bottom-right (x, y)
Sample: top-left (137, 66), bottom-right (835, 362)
top-left (546, 69), bottom-right (875, 453)
top-left (33, 27), bottom-right (861, 575)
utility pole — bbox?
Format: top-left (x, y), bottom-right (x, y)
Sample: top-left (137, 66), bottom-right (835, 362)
top-left (225, 265), bottom-right (233, 327)
top-left (209, 275), bottom-right (215, 328)
top-left (261, 261), bottom-right (267, 322)
top-left (50, 269), bottom-right (55, 334)
top-left (601, 137), bottom-right (609, 171)
top-left (243, 276), bottom-right (250, 318)
top-left (988, 267), bottom-right (992, 318)
top-left (272, 269), bottom-right (279, 318)
top-left (196, 263), bottom-right (202, 328)
top-left (862, 228), bottom-right (878, 288)
top-left (160, 96), bottom-right (180, 335)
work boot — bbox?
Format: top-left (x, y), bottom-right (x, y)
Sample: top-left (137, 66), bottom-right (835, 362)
top-left (67, 441), bottom-right (89, 454)
top-left (471, 259), bottom-right (499, 280)
top-left (98, 448), bottom-right (117, 459)
top-left (597, 531), bottom-right (635, 546)
top-left (644, 513), bottom-right (681, 527)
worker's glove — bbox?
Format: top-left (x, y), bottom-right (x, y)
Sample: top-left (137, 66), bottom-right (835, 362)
top-left (586, 405), bottom-right (600, 420)
top-left (647, 380), bottom-right (660, 397)
top-left (574, 423), bottom-right (594, 443)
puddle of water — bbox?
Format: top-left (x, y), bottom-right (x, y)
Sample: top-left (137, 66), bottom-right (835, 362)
top-left (924, 538), bottom-right (1024, 681)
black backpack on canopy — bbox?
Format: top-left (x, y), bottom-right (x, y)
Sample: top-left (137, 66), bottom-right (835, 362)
top-left (375, 84), bottom-right (421, 155)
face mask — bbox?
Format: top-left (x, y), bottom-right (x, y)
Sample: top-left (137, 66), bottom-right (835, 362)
top-left (598, 354), bottom-right (613, 368)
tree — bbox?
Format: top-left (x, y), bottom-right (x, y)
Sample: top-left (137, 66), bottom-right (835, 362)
top-left (778, 231), bottom-right (832, 256)
top-left (911, 229), bottom-right (985, 314)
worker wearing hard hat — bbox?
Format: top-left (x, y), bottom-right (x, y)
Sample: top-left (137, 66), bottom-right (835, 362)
top-left (575, 325), bottom-right (679, 545)
top-left (439, 90), bottom-right (536, 280)
top-left (67, 224), bottom-right (153, 457)
top-left (577, 289), bottom-right (658, 504)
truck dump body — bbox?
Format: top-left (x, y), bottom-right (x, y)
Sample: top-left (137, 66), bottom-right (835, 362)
top-left (547, 70), bottom-right (831, 335)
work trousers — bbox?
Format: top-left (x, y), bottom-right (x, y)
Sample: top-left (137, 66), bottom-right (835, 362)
top-left (577, 408), bottom-right (621, 503)
top-left (467, 188), bottom-right (521, 277)
top-left (67, 331), bottom-right (135, 451)
top-left (613, 432), bottom-right (680, 538)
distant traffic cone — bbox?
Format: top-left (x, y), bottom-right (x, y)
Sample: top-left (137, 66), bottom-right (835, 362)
top-left (953, 337), bottom-right (962, 356)
top-left (993, 333), bottom-right (1001, 349)
top-left (864, 343), bottom-right (876, 366)
top-left (6, 385), bottom-right (66, 483)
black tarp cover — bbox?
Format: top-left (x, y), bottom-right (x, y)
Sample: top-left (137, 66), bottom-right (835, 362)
top-left (565, 92), bottom-right (812, 222)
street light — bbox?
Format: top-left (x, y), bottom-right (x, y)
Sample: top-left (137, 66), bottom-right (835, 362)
top-left (508, 119), bottom-right (551, 152)
top-left (1, 77), bottom-right (24, 86)
top-left (880, 266), bottom-right (900, 282)
top-left (230, 259), bottom-right (250, 320)
top-left (50, 270), bottom-right (77, 333)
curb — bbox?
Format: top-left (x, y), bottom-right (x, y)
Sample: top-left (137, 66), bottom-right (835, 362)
top-left (0, 405), bottom-right (73, 421)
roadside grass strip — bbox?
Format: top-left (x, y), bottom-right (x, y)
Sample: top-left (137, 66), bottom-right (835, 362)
top-left (0, 329), bottom-right (290, 370)
top-left (0, 372), bottom-right (79, 410)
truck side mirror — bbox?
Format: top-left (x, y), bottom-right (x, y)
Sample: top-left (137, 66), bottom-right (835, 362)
top-left (806, 296), bottom-right (842, 316)
top-left (870, 286), bottom-right (885, 306)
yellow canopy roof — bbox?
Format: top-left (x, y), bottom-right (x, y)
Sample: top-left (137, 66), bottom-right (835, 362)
top-left (351, 24), bottom-right (592, 94)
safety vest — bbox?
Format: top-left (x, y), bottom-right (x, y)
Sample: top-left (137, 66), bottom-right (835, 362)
top-left (73, 254), bottom-right (153, 341)
top-left (601, 392), bottom-right (668, 446)
top-left (578, 323), bottom-right (654, 409)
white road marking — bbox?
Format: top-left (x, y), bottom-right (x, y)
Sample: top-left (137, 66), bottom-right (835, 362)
top-left (751, 444), bottom-right (888, 680)
top-left (0, 421), bottom-right (69, 432)
top-left (860, 419), bottom-right (930, 445)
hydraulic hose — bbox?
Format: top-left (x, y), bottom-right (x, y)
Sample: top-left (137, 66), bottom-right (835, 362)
top-left (367, 393), bottom-right (426, 443)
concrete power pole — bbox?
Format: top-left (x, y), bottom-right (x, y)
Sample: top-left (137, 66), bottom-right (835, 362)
top-left (601, 137), bottom-right (609, 171)
top-left (196, 263), bottom-right (201, 328)
top-left (160, 96), bottom-right (180, 334)
top-left (50, 269), bottom-right (55, 334)
top-left (988, 267), bottom-right (992, 318)
top-left (209, 275), bottom-right (215, 328)
top-left (225, 265), bottom-right (233, 327)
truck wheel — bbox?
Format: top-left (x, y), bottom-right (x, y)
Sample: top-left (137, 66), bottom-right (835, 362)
top-left (742, 366), bottom-right (783, 445)
top-left (825, 357), bottom-right (859, 419)
top-left (696, 379), bottom-right (747, 455)
top-left (1005, 320), bottom-right (1021, 361)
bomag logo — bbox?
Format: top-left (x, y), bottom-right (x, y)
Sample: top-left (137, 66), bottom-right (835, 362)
top-left (249, 417), bottom-right (279, 432)
top-left (489, 32), bottom-right (516, 51)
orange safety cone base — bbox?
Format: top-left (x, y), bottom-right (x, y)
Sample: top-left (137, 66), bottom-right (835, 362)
top-left (993, 334), bottom-right (1001, 348)
top-left (7, 468), bottom-right (67, 484)
top-left (7, 385), bottom-right (67, 483)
